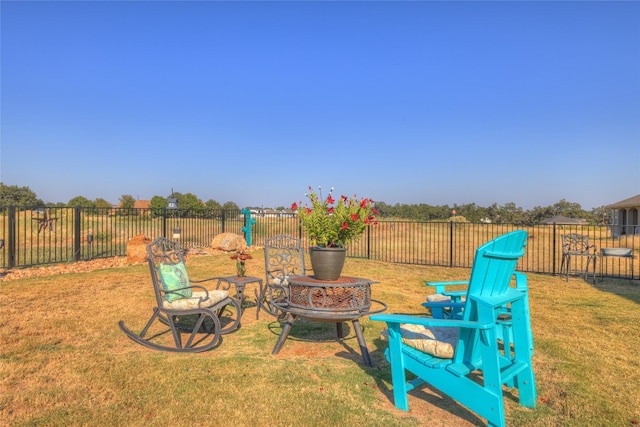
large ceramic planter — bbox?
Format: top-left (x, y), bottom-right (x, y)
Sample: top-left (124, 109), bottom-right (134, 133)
top-left (309, 246), bottom-right (347, 280)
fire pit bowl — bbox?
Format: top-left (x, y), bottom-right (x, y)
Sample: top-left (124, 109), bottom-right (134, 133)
top-left (270, 275), bottom-right (387, 366)
top-left (601, 248), bottom-right (633, 257)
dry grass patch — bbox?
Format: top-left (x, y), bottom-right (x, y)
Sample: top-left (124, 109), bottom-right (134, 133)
top-left (1, 250), bottom-right (639, 426)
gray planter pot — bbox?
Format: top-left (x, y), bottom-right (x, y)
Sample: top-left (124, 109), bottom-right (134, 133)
top-left (309, 246), bottom-right (347, 280)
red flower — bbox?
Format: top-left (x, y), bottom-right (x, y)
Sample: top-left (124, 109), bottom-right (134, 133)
top-left (291, 202), bottom-right (298, 210)
top-left (328, 207), bottom-right (334, 214)
top-left (351, 213), bottom-right (358, 221)
top-left (341, 222), bottom-right (349, 230)
top-left (360, 199), bottom-right (368, 208)
top-left (327, 195), bottom-right (335, 204)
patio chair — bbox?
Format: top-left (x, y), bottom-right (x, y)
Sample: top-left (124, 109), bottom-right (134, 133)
top-left (119, 237), bottom-right (241, 352)
top-left (560, 233), bottom-right (597, 282)
top-left (257, 234), bottom-right (308, 318)
top-left (371, 230), bottom-right (536, 427)
top-left (422, 271), bottom-right (534, 360)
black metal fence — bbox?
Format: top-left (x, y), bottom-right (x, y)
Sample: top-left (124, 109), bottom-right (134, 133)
top-left (0, 206), bottom-right (637, 280)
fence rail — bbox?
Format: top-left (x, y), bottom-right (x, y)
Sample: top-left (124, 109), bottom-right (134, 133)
top-left (0, 206), bottom-right (637, 281)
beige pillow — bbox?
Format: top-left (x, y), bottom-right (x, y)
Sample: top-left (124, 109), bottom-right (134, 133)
top-left (380, 323), bottom-right (458, 359)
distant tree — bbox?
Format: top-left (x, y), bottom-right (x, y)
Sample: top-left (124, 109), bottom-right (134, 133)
top-left (590, 205), bottom-right (610, 225)
top-left (496, 202), bottom-right (526, 224)
top-left (68, 196), bottom-right (94, 209)
top-left (204, 199), bottom-right (222, 210)
top-left (150, 195), bottom-right (167, 217)
top-left (0, 183), bottom-right (43, 208)
top-left (179, 193), bottom-right (204, 211)
top-left (94, 198), bottom-right (112, 209)
top-left (223, 201), bottom-right (240, 211)
top-left (119, 194), bottom-right (136, 209)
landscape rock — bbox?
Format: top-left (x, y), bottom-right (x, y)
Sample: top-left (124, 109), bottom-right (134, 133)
top-left (127, 235), bottom-right (151, 264)
top-left (211, 233), bottom-right (246, 252)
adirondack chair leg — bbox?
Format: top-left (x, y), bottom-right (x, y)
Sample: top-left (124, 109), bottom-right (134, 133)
top-left (510, 300), bottom-right (537, 407)
top-left (387, 323), bottom-right (410, 411)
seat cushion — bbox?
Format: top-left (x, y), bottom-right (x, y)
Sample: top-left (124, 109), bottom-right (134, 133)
top-left (426, 294), bottom-right (452, 302)
top-left (162, 290), bottom-right (230, 310)
top-left (158, 261), bottom-right (193, 302)
top-left (381, 323), bottom-right (458, 359)
top-left (271, 275), bottom-right (291, 286)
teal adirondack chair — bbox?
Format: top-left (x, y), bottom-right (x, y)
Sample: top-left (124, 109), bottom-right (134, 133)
top-left (422, 270), bottom-right (534, 356)
top-left (371, 230), bottom-right (536, 427)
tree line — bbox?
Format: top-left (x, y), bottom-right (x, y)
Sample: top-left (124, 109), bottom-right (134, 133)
top-left (0, 182), bottom-right (610, 225)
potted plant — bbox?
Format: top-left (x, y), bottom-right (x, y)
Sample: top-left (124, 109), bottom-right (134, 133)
top-left (292, 186), bottom-right (377, 280)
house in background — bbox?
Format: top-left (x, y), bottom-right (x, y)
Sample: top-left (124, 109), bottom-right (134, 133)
top-left (607, 194), bottom-right (640, 236)
top-left (109, 199), bottom-right (151, 216)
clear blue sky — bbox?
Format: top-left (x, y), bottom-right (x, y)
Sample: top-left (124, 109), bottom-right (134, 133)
top-left (1, 1), bottom-right (639, 210)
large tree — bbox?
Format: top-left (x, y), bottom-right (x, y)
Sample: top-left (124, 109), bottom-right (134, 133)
top-left (68, 195), bottom-right (94, 208)
top-left (0, 183), bottom-right (43, 207)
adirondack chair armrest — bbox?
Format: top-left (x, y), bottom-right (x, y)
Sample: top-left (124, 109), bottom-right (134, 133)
top-left (514, 272), bottom-right (528, 291)
top-left (425, 280), bottom-right (468, 293)
top-left (442, 290), bottom-right (466, 299)
top-left (423, 301), bottom-right (466, 309)
top-left (370, 313), bottom-right (493, 330)
top-left (470, 289), bottom-right (527, 310)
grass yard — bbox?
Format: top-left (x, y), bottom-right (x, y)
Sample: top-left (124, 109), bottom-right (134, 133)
top-left (1, 249), bottom-right (639, 426)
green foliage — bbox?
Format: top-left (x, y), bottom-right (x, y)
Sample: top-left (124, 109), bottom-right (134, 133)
top-left (119, 194), bottom-right (136, 209)
top-left (68, 195), bottom-right (95, 208)
top-left (94, 198), bottom-right (112, 209)
top-left (204, 199), bottom-right (221, 210)
top-left (0, 183), bottom-right (44, 207)
top-left (223, 201), bottom-right (239, 211)
top-left (293, 186), bottom-right (377, 247)
top-left (150, 195), bottom-right (168, 217)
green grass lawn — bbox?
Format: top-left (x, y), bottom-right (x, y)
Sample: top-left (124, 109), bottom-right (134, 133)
top-left (1, 250), bottom-right (639, 426)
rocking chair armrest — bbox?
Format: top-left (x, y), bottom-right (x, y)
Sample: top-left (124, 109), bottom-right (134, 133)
top-left (162, 284), bottom-right (209, 300)
top-left (190, 276), bottom-right (224, 284)
top-left (370, 313), bottom-right (493, 330)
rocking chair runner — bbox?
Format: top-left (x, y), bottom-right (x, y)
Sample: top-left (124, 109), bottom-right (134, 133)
top-left (257, 234), bottom-right (308, 318)
top-left (119, 237), bottom-right (241, 352)
top-left (371, 230), bottom-right (536, 427)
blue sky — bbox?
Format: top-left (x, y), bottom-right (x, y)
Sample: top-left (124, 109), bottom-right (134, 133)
top-left (1, 1), bottom-right (639, 210)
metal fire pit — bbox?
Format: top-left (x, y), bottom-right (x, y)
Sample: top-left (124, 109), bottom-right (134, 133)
top-left (271, 275), bottom-right (387, 366)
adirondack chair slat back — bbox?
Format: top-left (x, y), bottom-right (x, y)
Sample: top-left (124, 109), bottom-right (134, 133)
top-left (464, 231), bottom-right (527, 304)
top-left (455, 230), bottom-right (528, 364)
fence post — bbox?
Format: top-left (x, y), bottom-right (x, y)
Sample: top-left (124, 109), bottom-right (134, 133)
top-left (221, 210), bottom-right (226, 233)
top-left (162, 209), bottom-right (168, 238)
top-left (552, 224), bottom-right (557, 275)
top-left (7, 206), bottom-right (16, 268)
top-left (73, 207), bottom-right (81, 262)
top-left (449, 221), bottom-right (454, 267)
